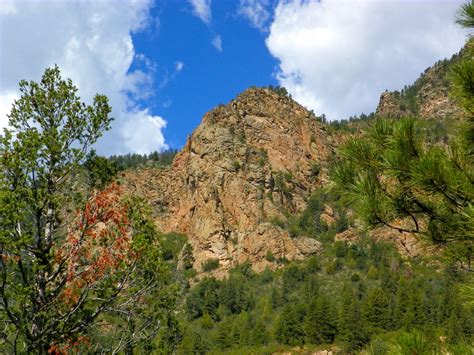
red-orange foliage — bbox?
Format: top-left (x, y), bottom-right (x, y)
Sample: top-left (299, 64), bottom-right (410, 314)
top-left (56, 183), bottom-right (137, 305)
top-left (48, 336), bottom-right (91, 354)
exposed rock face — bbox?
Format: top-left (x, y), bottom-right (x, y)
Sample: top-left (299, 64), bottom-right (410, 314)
top-left (320, 204), bottom-right (336, 227)
top-left (370, 221), bottom-right (441, 258)
top-left (376, 48), bottom-right (465, 120)
top-left (376, 91), bottom-right (410, 118)
top-left (334, 228), bottom-right (358, 245)
top-left (124, 88), bottom-right (332, 274)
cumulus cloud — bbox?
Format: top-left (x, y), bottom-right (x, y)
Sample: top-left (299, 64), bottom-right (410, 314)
top-left (238, 0), bottom-right (271, 31)
top-left (212, 35), bottom-right (223, 52)
top-left (0, 0), bottom-right (167, 155)
top-left (122, 109), bottom-right (167, 154)
top-left (266, 0), bottom-right (467, 120)
top-left (188, 0), bottom-right (212, 25)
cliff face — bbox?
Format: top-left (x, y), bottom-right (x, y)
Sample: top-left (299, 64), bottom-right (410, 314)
top-left (124, 88), bottom-right (334, 275)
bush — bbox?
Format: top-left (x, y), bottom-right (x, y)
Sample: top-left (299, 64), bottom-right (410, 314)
top-left (306, 256), bottom-right (322, 273)
top-left (270, 216), bottom-right (286, 229)
top-left (232, 160), bottom-right (241, 171)
top-left (394, 331), bottom-right (435, 354)
top-left (202, 258), bottom-right (220, 272)
top-left (267, 85), bottom-right (291, 97)
top-left (368, 338), bottom-right (389, 355)
top-left (351, 273), bottom-right (361, 283)
top-left (333, 241), bottom-right (348, 258)
top-left (310, 162), bottom-right (321, 177)
top-left (265, 250), bottom-right (276, 262)
top-left (161, 233), bottom-right (188, 261)
top-left (367, 266), bottom-right (379, 279)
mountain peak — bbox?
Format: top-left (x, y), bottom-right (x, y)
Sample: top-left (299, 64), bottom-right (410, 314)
top-left (202, 86), bottom-right (316, 126)
top-left (124, 87), bottom-right (333, 276)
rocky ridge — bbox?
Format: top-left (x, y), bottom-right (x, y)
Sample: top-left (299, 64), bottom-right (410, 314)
top-left (376, 48), bottom-right (465, 120)
top-left (124, 88), bottom-right (334, 275)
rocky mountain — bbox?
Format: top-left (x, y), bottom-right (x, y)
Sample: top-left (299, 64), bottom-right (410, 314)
top-left (123, 45), bottom-right (465, 276)
top-left (376, 45), bottom-right (465, 119)
top-left (124, 88), bottom-right (335, 275)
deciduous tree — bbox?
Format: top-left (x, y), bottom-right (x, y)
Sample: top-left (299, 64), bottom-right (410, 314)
top-left (0, 66), bottom-right (174, 353)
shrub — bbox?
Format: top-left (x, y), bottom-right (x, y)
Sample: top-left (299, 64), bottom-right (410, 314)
top-left (202, 258), bottom-right (220, 272)
top-left (270, 216), bottom-right (286, 229)
top-left (394, 331), bottom-right (434, 354)
top-left (232, 160), bottom-right (241, 171)
top-left (258, 148), bottom-right (269, 166)
top-left (310, 162), bottom-right (321, 177)
top-left (306, 256), bottom-right (322, 273)
top-left (367, 266), bottom-right (379, 279)
top-left (351, 273), bottom-right (361, 283)
top-left (161, 233), bottom-right (188, 261)
top-left (265, 250), bottom-right (276, 262)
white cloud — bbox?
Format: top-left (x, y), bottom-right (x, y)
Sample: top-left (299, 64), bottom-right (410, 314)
top-left (175, 61), bottom-right (185, 72)
top-left (212, 35), bottom-right (222, 52)
top-left (122, 109), bottom-right (167, 154)
top-left (188, 0), bottom-right (212, 25)
top-left (187, 0), bottom-right (222, 51)
top-left (0, 0), bottom-right (167, 155)
top-left (266, 0), bottom-right (467, 120)
top-left (238, 0), bottom-right (271, 31)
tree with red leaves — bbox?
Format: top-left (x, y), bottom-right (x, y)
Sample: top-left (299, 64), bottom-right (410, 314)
top-left (0, 66), bottom-right (175, 353)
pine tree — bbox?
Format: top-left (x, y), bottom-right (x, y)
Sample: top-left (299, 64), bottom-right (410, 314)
top-left (250, 319), bottom-right (269, 346)
top-left (362, 287), bottom-right (391, 334)
top-left (213, 320), bottom-right (232, 350)
top-left (178, 329), bottom-right (207, 355)
top-left (304, 294), bottom-right (337, 345)
top-left (337, 286), bottom-right (368, 350)
top-left (273, 304), bottom-right (305, 346)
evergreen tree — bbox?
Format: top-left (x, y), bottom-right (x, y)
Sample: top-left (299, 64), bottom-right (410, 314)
top-left (273, 304), bottom-right (305, 346)
top-left (230, 311), bottom-right (252, 347)
top-left (362, 287), bottom-right (391, 334)
top-left (250, 319), bottom-right (269, 346)
top-left (331, 1), bottom-right (474, 270)
top-left (200, 313), bottom-right (214, 329)
top-left (213, 320), bottom-right (232, 350)
top-left (337, 286), bottom-right (368, 350)
top-left (394, 278), bottom-right (427, 331)
top-left (185, 277), bottom-right (221, 320)
top-left (219, 273), bottom-right (254, 314)
top-left (177, 329), bottom-right (207, 355)
top-left (304, 294), bottom-right (337, 344)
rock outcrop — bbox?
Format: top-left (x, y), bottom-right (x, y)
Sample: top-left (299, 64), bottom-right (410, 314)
top-left (376, 48), bottom-right (465, 120)
top-left (376, 91), bottom-right (410, 118)
top-left (124, 88), bottom-right (331, 274)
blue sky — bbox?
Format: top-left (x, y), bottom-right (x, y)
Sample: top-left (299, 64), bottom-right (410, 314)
top-left (0, 0), bottom-right (467, 155)
top-left (131, 1), bottom-right (279, 149)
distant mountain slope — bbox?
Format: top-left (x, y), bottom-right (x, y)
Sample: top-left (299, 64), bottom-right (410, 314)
top-left (376, 43), bottom-right (466, 119)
